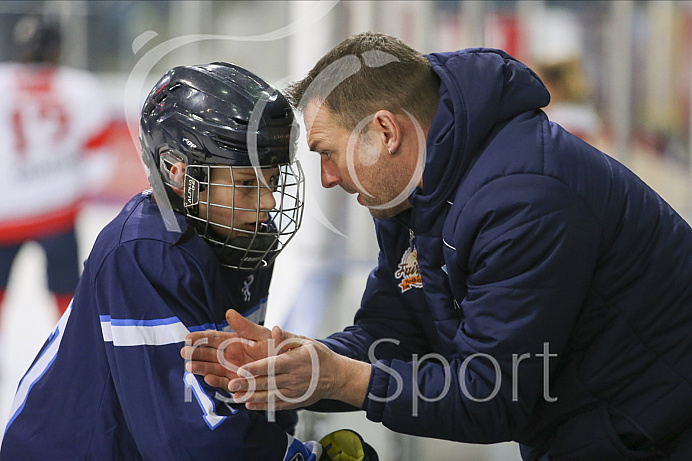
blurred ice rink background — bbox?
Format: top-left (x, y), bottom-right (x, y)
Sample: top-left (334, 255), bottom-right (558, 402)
top-left (2, 1), bottom-right (692, 459)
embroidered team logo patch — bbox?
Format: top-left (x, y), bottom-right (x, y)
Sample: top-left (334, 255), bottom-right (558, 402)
top-left (395, 247), bottom-right (422, 292)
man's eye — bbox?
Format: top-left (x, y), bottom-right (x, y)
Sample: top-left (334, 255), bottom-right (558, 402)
top-left (240, 180), bottom-right (255, 187)
top-left (321, 151), bottom-right (332, 159)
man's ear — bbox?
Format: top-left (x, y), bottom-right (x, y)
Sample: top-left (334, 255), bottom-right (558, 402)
top-left (372, 110), bottom-right (401, 155)
top-left (168, 161), bottom-right (186, 197)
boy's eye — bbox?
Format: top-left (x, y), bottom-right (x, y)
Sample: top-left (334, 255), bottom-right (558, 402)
top-left (269, 175), bottom-right (280, 189)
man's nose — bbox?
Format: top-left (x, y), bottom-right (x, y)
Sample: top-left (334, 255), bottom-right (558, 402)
top-left (320, 157), bottom-right (341, 189)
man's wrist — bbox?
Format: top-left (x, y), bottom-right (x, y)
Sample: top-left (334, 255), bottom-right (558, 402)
top-left (333, 356), bottom-right (371, 407)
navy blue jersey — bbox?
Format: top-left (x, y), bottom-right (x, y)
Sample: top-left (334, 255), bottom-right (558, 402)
top-left (2, 192), bottom-right (318, 461)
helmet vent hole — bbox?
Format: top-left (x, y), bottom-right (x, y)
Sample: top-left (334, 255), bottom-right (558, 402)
top-left (232, 117), bottom-right (249, 126)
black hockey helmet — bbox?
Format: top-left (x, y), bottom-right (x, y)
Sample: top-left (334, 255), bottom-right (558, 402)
top-left (12, 15), bottom-right (61, 64)
top-left (140, 63), bottom-right (304, 270)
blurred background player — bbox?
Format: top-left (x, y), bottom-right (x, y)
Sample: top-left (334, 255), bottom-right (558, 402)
top-left (534, 57), bottom-right (604, 148)
top-left (0, 62), bottom-right (320, 460)
top-left (0, 15), bottom-right (111, 319)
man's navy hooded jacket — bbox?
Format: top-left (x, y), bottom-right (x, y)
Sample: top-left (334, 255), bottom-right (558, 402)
top-left (322, 48), bottom-right (692, 459)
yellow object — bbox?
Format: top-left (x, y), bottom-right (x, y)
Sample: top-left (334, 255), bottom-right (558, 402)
top-left (319, 429), bottom-right (366, 461)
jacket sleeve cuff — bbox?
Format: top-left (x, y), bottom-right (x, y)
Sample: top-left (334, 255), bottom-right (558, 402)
top-left (362, 361), bottom-right (390, 422)
top-left (304, 399), bottom-right (361, 413)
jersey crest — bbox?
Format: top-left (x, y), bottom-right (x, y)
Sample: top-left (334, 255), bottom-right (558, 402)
top-left (395, 247), bottom-right (422, 293)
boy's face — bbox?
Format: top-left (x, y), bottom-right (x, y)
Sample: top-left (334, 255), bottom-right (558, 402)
top-left (198, 166), bottom-right (279, 240)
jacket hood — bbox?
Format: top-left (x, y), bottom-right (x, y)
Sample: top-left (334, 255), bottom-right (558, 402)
top-left (409, 48), bottom-right (549, 231)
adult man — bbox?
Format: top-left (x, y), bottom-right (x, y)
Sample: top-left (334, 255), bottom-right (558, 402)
top-left (0, 16), bottom-right (111, 317)
top-left (1, 62), bottom-right (319, 460)
top-left (185, 33), bottom-right (692, 460)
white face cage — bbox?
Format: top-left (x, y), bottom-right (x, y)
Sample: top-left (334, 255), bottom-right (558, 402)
top-left (183, 161), bottom-right (305, 270)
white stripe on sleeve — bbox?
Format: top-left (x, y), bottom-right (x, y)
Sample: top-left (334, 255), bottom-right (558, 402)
top-left (100, 316), bottom-right (189, 346)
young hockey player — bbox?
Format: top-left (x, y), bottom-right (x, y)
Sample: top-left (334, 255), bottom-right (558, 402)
top-left (0, 62), bottom-right (316, 460)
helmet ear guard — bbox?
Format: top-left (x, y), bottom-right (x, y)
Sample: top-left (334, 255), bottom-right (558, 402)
top-left (159, 149), bottom-right (186, 190)
top-left (158, 149), bottom-right (201, 215)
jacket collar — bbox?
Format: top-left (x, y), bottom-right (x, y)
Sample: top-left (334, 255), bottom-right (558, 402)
top-left (407, 48), bottom-right (549, 233)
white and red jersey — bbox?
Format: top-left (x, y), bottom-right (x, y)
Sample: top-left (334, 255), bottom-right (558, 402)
top-left (0, 63), bottom-right (111, 244)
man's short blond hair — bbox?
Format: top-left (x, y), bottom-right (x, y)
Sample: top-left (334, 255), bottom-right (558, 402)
top-left (285, 32), bottom-right (440, 131)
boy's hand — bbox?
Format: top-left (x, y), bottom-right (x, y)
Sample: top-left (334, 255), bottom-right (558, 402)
top-left (181, 309), bottom-right (285, 389)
